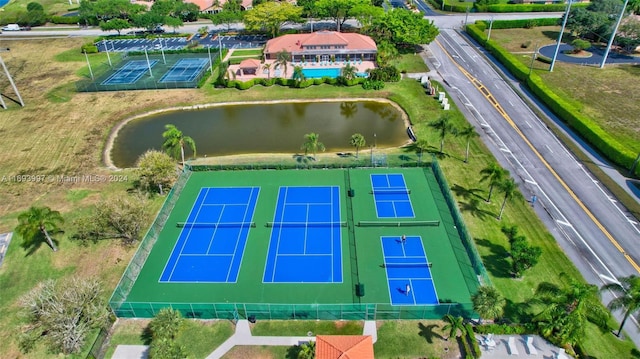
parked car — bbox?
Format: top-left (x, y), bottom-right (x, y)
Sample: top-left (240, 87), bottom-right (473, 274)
top-left (2, 24), bottom-right (20, 31)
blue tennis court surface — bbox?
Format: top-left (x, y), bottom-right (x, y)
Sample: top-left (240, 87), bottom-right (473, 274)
top-left (160, 187), bottom-right (259, 283)
top-left (381, 236), bottom-right (438, 305)
top-left (263, 186), bottom-right (343, 283)
top-left (371, 174), bottom-right (415, 218)
top-left (159, 58), bottom-right (209, 83)
top-left (101, 60), bottom-right (157, 85)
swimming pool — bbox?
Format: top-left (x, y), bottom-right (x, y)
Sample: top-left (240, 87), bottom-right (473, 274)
top-left (301, 68), bottom-right (341, 79)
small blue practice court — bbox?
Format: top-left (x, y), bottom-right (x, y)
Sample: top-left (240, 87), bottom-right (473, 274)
top-left (101, 60), bottom-right (157, 85)
top-left (159, 58), bottom-right (209, 83)
top-left (263, 186), bottom-right (343, 283)
top-left (370, 173), bottom-right (415, 218)
top-left (159, 187), bottom-right (259, 283)
top-left (381, 236), bottom-right (438, 305)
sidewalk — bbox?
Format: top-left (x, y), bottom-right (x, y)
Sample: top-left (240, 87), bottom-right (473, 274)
top-left (205, 320), bottom-right (378, 359)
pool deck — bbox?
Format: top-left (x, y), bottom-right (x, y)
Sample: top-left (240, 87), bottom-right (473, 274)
top-left (228, 59), bottom-right (377, 80)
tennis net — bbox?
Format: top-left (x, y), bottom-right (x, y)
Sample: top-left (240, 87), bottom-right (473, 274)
top-left (265, 221), bottom-right (347, 228)
top-left (370, 189), bottom-right (411, 195)
top-left (176, 222), bottom-right (256, 228)
top-left (382, 262), bottom-right (432, 268)
top-left (358, 220), bottom-right (440, 227)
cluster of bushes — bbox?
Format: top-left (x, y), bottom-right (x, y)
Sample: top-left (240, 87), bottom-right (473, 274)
top-left (477, 17), bottom-right (559, 30)
top-left (222, 76), bottom-right (367, 90)
top-left (50, 15), bottom-right (80, 25)
top-left (94, 33), bottom-right (190, 42)
top-left (368, 66), bottom-right (401, 82)
top-left (466, 21), bottom-right (639, 177)
top-left (425, 0), bottom-right (587, 13)
top-left (474, 323), bottom-right (534, 335)
top-left (460, 323), bottom-right (482, 359)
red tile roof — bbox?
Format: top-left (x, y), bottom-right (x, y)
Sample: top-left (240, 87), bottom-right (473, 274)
top-left (239, 59), bottom-right (261, 68)
top-left (265, 31), bottom-right (377, 54)
top-left (316, 335), bottom-right (374, 359)
top-left (184, 0), bottom-right (215, 11)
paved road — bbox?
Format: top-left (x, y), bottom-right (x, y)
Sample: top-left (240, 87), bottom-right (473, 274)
top-left (427, 28), bottom-right (640, 347)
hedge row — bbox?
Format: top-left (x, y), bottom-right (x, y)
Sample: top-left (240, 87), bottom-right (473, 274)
top-left (425, 0), bottom-right (585, 13)
top-left (466, 324), bottom-right (482, 358)
top-left (474, 323), bottom-right (533, 335)
top-left (479, 17), bottom-right (560, 30)
top-left (50, 15), bottom-right (80, 25)
top-left (223, 76), bottom-right (365, 90)
top-left (466, 22), bottom-right (639, 176)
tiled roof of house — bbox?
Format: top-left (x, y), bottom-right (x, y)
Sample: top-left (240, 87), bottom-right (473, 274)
top-left (316, 335), bottom-right (374, 359)
top-left (239, 59), bottom-right (261, 68)
top-left (265, 31), bottom-right (377, 54)
top-left (184, 0), bottom-right (215, 11)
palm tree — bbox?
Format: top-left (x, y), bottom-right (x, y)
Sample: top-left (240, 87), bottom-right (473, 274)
top-left (275, 49), bottom-right (291, 78)
top-left (414, 139), bottom-right (430, 163)
top-left (162, 124), bottom-right (196, 167)
top-left (15, 206), bottom-right (64, 252)
top-left (428, 113), bottom-right (456, 153)
top-left (480, 162), bottom-right (507, 202)
top-left (297, 341), bottom-right (316, 359)
top-left (458, 124), bottom-right (478, 163)
top-left (149, 308), bottom-right (184, 340)
top-left (301, 132), bottom-right (325, 160)
top-left (292, 65), bottom-right (305, 83)
top-left (262, 62), bottom-right (272, 79)
top-left (496, 177), bottom-right (522, 220)
top-left (341, 63), bottom-right (357, 81)
top-left (472, 286), bottom-right (506, 322)
top-left (349, 133), bottom-right (366, 158)
top-left (601, 275), bottom-right (640, 337)
top-left (532, 277), bottom-right (610, 346)
top-left (441, 314), bottom-right (466, 341)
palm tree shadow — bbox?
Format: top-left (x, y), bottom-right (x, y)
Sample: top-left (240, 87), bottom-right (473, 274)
top-left (22, 233), bottom-right (60, 256)
top-left (451, 184), bottom-right (485, 201)
top-left (474, 237), bottom-right (512, 278)
top-left (418, 322), bottom-right (443, 344)
top-left (459, 198), bottom-right (493, 220)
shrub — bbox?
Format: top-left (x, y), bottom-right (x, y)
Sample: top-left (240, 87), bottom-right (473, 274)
top-left (521, 41), bottom-right (531, 49)
top-left (474, 323), bottom-right (532, 335)
top-left (362, 79), bottom-right (385, 90)
top-left (313, 78), bottom-right (324, 85)
top-left (466, 323), bottom-right (482, 358)
top-left (50, 15), bottom-right (80, 24)
top-left (81, 43), bottom-right (98, 54)
top-left (571, 39), bottom-right (591, 53)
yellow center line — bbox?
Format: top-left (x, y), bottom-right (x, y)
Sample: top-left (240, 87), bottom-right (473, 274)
top-left (435, 39), bottom-right (640, 273)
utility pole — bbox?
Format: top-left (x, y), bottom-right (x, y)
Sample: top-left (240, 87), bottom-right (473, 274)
top-left (600, 0), bottom-right (629, 68)
top-left (487, 17), bottom-right (494, 43)
top-left (529, 43), bottom-right (539, 76)
top-left (550, 0), bottom-right (573, 72)
top-left (83, 50), bottom-right (94, 80)
top-left (0, 48), bottom-right (24, 108)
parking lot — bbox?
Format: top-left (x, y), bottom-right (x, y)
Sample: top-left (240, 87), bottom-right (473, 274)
top-left (96, 34), bottom-right (267, 53)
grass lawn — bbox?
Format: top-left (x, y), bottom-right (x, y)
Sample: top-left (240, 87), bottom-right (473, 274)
top-left (221, 345), bottom-right (289, 359)
top-left (374, 320), bottom-right (460, 359)
top-left (390, 53), bottom-right (430, 73)
top-left (0, 36), bottom-right (636, 358)
top-left (487, 26), bottom-right (640, 156)
top-left (251, 321), bottom-right (363, 336)
top-left (230, 49), bottom-right (263, 57)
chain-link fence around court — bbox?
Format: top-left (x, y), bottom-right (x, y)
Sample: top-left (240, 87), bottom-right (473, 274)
top-left (76, 52), bottom-right (220, 92)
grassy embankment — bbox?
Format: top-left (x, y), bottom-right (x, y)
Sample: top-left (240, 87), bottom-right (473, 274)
top-left (0, 37), bottom-right (635, 358)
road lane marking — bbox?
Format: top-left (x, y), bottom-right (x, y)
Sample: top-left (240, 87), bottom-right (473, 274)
top-left (435, 38), bottom-right (640, 274)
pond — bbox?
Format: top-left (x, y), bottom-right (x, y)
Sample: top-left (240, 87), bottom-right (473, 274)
top-left (110, 100), bottom-right (408, 168)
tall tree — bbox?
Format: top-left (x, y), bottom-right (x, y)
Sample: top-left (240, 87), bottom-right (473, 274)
top-left (532, 277), bottom-right (610, 346)
top-left (301, 132), bottom-right (326, 160)
top-left (472, 286), bottom-right (506, 322)
top-left (15, 206), bottom-right (64, 252)
top-left (428, 113), bottom-right (456, 153)
top-left (162, 124), bottom-right (196, 167)
top-left (601, 275), bottom-right (640, 337)
top-left (262, 62), bottom-right (272, 80)
top-left (441, 314), bottom-right (466, 341)
top-left (243, 1), bottom-right (302, 38)
top-left (297, 340), bottom-right (316, 359)
top-left (293, 65), bottom-right (306, 83)
top-left (369, 9), bottom-right (439, 49)
top-left (314, 0), bottom-right (369, 32)
top-left (341, 63), bottom-right (357, 81)
top-left (99, 18), bottom-right (131, 35)
top-left (480, 162), bottom-right (507, 202)
top-left (350, 3), bottom-right (384, 32)
top-left (458, 123), bottom-right (478, 163)
top-left (496, 177), bottom-right (522, 220)
top-left (349, 133), bottom-right (366, 158)
top-left (275, 49), bottom-right (291, 78)
top-left (210, 10), bottom-right (243, 32)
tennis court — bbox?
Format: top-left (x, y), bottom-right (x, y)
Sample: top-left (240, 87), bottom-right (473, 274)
top-left (111, 168), bottom-right (484, 319)
top-left (159, 58), bottom-right (209, 83)
top-left (160, 187), bottom-right (259, 283)
top-left (381, 236), bottom-right (438, 306)
top-left (263, 186), bottom-right (343, 283)
top-left (371, 173), bottom-right (415, 218)
top-left (101, 60), bottom-right (158, 85)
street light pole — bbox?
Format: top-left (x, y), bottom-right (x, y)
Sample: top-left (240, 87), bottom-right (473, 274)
top-left (550, 0), bottom-right (573, 72)
top-left (144, 47), bottom-right (153, 78)
top-left (103, 40), bottom-right (112, 67)
top-left (83, 50), bottom-right (94, 80)
top-left (600, 0), bottom-right (629, 68)
top-left (487, 17), bottom-right (494, 43)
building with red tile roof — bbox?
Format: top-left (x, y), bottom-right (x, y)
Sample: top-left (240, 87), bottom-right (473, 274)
top-left (315, 335), bottom-right (375, 359)
top-left (184, 0), bottom-right (253, 13)
top-left (264, 31), bottom-right (377, 64)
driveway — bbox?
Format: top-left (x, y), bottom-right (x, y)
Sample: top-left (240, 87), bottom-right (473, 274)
top-left (538, 43), bottom-right (640, 66)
